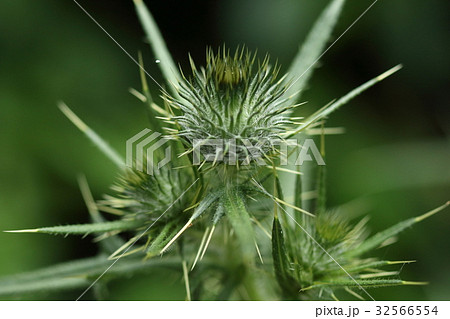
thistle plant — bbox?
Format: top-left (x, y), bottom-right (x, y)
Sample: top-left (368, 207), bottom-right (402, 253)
top-left (1, 0), bottom-right (448, 301)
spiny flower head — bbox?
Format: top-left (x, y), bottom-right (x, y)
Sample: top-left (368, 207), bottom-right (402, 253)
top-left (166, 47), bottom-right (294, 167)
top-left (97, 163), bottom-right (195, 258)
top-left (100, 167), bottom-right (187, 219)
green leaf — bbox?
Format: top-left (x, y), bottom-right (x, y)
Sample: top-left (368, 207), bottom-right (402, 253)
top-left (302, 279), bottom-right (426, 291)
top-left (284, 0), bottom-right (346, 101)
top-left (0, 256), bottom-right (107, 285)
top-left (58, 102), bottom-right (125, 168)
top-left (288, 65), bottom-right (402, 137)
top-left (212, 201), bottom-right (225, 225)
top-left (315, 129), bottom-right (327, 215)
top-left (133, 0), bottom-right (181, 95)
top-left (274, 174), bottom-right (285, 212)
top-left (294, 162), bottom-right (302, 210)
top-left (272, 216), bottom-right (300, 297)
top-left (222, 187), bottom-right (255, 261)
top-left (191, 188), bottom-right (223, 221)
top-left (347, 201), bottom-right (449, 257)
top-left (0, 255), bottom-right (181, 297)
top-left (328, 260), bottom-right (415, 275)
top-left (146, 221), bottom-right (179, 257)
top-left (6, 219), bottom-right (145, 236)
top-left (0, 277), bottom-right (90, 297)
top-left (273, 173), bottom-right (297, 252)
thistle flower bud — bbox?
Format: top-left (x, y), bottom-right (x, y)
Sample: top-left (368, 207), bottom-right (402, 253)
top-left (100, 167), bottom-right (187, 219)
top-left (166, 47), bottom-right (293, 167)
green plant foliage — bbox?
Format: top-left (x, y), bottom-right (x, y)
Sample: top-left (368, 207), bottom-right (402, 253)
top-left (0, 255), bottom-right (181, 297)
top-left (6, 220), bottom-right (145, 236)
top-left (284, 0), bottom-right (345, 100)
top-left (1, 0), bottom-right (448, 301)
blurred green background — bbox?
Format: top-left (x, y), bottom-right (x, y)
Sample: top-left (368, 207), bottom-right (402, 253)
top-left (0, 0), bottom-right (448, 300)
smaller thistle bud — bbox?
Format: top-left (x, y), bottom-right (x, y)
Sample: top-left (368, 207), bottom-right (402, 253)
top-left (315, 210), bottom-right (352, 245)
top-left (100, 167), bottom-right (187, 218)
top-left (165, 47), bottom-right (294, 168)
top-left (97, 163), bottom-right (195, 257)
